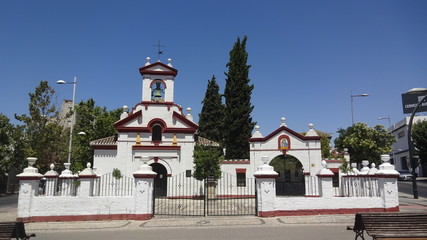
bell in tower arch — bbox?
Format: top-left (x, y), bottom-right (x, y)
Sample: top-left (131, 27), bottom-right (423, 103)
top-left (151, 82), bottom-right (164, 102)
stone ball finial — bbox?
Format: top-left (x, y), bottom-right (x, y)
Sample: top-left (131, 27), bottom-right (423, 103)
top-left (361, 160), bottom-right (369, 168)
top-left (371, 163), bottom-right (376, 168)
top-left (87, 162), bottom-right (91, 168)
top-left (255, 125), bottom-right (260, 131)
top-left (168, 58), bottom-right (172, 63)
top-left (281, 117), bottom-right (286, 123)
top-left (64, 162), bottom-right (71, 170)
top-left (146, 57), bottom-right (151, 62)
top-left (187, 107), bottom-right (192, 113)
top-left (50, 163), bottom-right (54, 170)
top-left (308, 123), bottom-right (314, 129)
top-left (321, 160), bottom-right (327, 168)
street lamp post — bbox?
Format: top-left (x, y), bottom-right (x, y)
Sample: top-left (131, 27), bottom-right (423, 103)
top-left (406, 88), bottom-right (427, 199)
top-left (57, 76), bottom-right (77, 164)
top-left (378, 115), bottom-right (395, 162)
top-left (351, 93), bottom-right (369, 125)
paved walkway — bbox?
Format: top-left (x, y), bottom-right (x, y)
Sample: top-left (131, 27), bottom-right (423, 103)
top-left (1, 191), bottom-right (426, 233)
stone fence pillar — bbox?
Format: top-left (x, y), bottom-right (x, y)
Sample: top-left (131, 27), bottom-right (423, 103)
top-left (254, 156), bottom-right (278, 217)
top-left (133, 156), bottom-right (156, 220)
top-left (16, 157), bottom-right (43, 222)
top-left (376, 154), bottom-right (399, 211)
top-left (44, 163), bottom-right (59, 196)
top-left (78, 163), bottom-right (97, 197)
top-left (316, 160), bottom-right (334, 198)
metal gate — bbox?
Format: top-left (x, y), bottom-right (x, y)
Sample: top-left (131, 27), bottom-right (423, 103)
top-left (153, 171), bottom-right (256, 216)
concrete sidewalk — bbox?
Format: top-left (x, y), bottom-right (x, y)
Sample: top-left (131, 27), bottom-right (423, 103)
top-left (1, 193), bottom-right (426, 233)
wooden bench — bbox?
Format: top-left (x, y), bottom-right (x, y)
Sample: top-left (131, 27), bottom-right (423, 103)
top-left (347, 212), bottom-right (427, 240)
top-left (0, 221), bottom-right (35, 240)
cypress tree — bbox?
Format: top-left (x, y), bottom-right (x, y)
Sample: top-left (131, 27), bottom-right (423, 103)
top-left (223, 36), bottom-right (255, 159)
top-left (198, 75), bottom-right (224, 144)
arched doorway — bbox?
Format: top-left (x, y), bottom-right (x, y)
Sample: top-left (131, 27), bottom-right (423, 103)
top-left (150, 163), bottom-right (167, 197)
top-left (269, 154), bottom-right (305, 196)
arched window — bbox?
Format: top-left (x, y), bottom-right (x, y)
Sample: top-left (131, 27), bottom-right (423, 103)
top-left (152, 125), bottom-right (162, 142)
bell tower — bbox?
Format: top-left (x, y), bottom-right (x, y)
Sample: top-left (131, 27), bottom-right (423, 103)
top-left (139, 57), bottom-right (178, 103)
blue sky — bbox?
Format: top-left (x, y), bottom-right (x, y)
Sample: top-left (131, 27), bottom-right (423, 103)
top-left (1, 0), bottom-right (426, 142)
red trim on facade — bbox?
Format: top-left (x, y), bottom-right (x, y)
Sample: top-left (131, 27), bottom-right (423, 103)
top-left (325, 160), bottom-right (342, 163)
top-left (258, 207), bottom-right (399, 217)
top-left (43, 175), bottom-right (59, 179)
top-left (329, 168), bottom-right (339, 173)
top-left (116, 127), bottom-right (196, 133)
top-left (113, 110), bottom-right (142, 128)
top-left (254, 174), bottom-right (278, 178)
top-left (250, 148), bottom-right (322, 151)
top-left (17, 214), bottom-right (153, 223)
top-left (304, 195), bottom-right (320, 198)
top-left (139, 62), bottom-right (178, 77)
top-left (132, 145), bottom-right (181, 150)
top-left (154, 157), bottom-right (159, 163)
top-left (133, 173), bottom-right (157, 178)
top-left (78, 175), bottom-right (97, 178)
top-left (91, 145), bottom-right (117, 150)
top-left (249, 126), bottom-right (321, 142)
top-left (303, 172), bottom-right (311, 175)
top-left (221, 161), bottom-right (250, 164)
top-left (235, 168), bottom-right (246, 173)
top-left (147, 118), bottom-right (167, 131)
top-left (149, 79), bottom-right (167, 89)
top-left (172, 111), bottom-right (199, 129)
top-left (278, 135), bottom-right (291, 150)
top-left (316, 174), bottom-right (334, 178)
top-left (164, 128), bottom-right (197, 133)
top-left (167, 174), bottom-right (172, 177)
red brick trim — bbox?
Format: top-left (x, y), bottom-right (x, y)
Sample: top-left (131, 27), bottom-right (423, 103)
top-left (91, 145), bottom-right (117, 150)
top-left (17, 214), bottom-right (153, 223)
top-left (149, 79), bottom-right (167, 88)
top-left (258, 206), bottom-right (399, 217)
top-left (113, 110), bottom-right (142, 128)
top-left (132, 145), bottom-right (181, 150)
top-left (254, 174), bottom-right (278, 178)
top-left (133, 173), bottom-right (157, 178)
top-left (249, 126), bottom-right (321, 142)
top-left (139, 62), bottom-right (178, 77)
top-left (316, 174), bottom-right (334, 178)
top-left (78, 175), bottom-right (97, 178)
top-left (43, 175), bottom-right (59, 179)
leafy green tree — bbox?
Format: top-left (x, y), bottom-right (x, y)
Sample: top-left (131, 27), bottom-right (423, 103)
top-left (15, 81), bottom-right (67, 173)
top-left (412, 119), bottom-right (427, 164)
top-left (0, 114), bottom-right (13, 178)
top-left (71, 99), bottom-right (121, 172)
top-left (198, 75), bottom-right (225, 145)
top-left (223, 36), bottom-right (255, 159)
top-left (193, 144), bottom-right (223, 180)
top-left (334, 123), bottom-right (395, 165)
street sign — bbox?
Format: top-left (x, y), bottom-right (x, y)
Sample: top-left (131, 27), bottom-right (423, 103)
top-left (401, 93), bottom-right (427, 114)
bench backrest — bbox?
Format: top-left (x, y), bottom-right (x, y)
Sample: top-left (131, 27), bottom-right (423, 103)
top-left (0, 222), bottom-right (17, 240)
top-left (356, 213), bottom-right (427, 239)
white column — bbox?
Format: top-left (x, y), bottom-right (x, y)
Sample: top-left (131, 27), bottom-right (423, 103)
top-left (254, 156), bottom-right (278, 217)
top-left (16, 157), bottom-right (44, 221)
top-left (78, 163), bottom-right (97, 197)
top-left (376, 154), bottom-right (399, 211)
top-left (133, 157), bottom-right (157, 220)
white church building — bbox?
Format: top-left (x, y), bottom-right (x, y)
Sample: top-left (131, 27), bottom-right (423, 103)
top-left (90, 57), bottom-right (326, 197)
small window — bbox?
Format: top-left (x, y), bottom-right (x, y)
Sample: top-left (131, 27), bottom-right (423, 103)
top-left (237, 172), bottom-right (246, 187)
top-left (152, 125), bottom-right (162, 141)
top-left (398, 131), bottom-right (405, 139)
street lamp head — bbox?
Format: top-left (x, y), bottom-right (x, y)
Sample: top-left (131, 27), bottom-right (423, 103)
top-left (407, 88), bottom-right (427, 94)
top-left (57, 80), bottom-right (66, 84)
top-left (78, 132), bottom-right (86, 136)
top-left (361, 94), bottom-right (369, 97)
